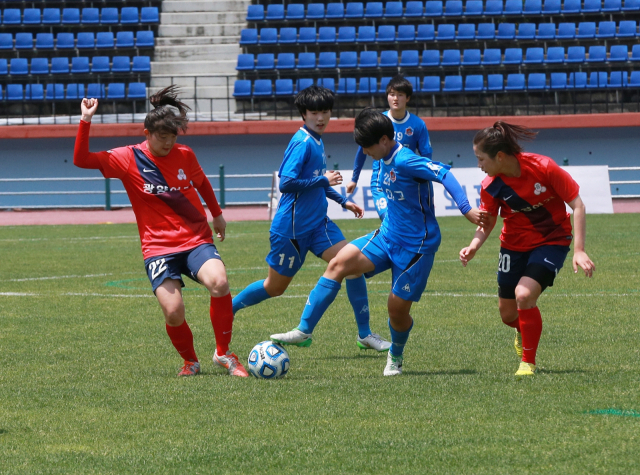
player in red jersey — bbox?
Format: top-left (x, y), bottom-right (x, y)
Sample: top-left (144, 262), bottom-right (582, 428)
top-left (73, 86), bottom-right (248, 377)
top-left (459, 121), bottom-right (595, 378)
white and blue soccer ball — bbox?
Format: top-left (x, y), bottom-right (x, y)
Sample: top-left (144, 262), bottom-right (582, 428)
top-left (248, 341), bottom-right (290, 379)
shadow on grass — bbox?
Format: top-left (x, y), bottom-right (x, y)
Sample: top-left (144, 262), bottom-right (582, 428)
top-left (405, 369), bottom-right (478, 376)
top-left (316, 354), bottom-right (389, 361)
top-left (538, 368), bottom-right (588, 374)
top-left (0, 429), bottom-right (7, 434)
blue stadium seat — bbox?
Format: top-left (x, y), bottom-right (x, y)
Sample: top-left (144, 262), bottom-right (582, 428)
top-left (10, 58), bottom-right (28, 75)
top-left (465, 75), bottom-right (484, 91)
top-left (286, 4), bottom-right (305, 20)
top-left (465, 1), bottom-right (484, 15)
top-left (550, 72), bottom-right (567, 89)
top-left (339, 51), bottom-right (358, 68)
top-left (497, 23), bottom-right (516, 39)
top-left (617, 21), bottom-right (637, 37)
top-left (546, 46), bottom-right (565, 63)
top-left (543, 0), bottom-right (562, 13)
top-left (398, 25), bottom-right (416, 41)
top-left (528, 73), bottom-right (547, 90)
top-left (358, 26), bottom-right (376, 43)
top-left (609, 45), bottom-right (629, 62)
top-left (30, 57), bottom-right (49, 75)
top-left (379, 77), bottom-right (392, 92)
top-left (306, 3), bottom-right (325, 19)
top-left (71, 56), bottom-right (89, 73)
top-left (421, 76), bottom-right (441, 92)
top-left (406, 1), bottom-right (425, 17)
top-left (128, 83), bottom-right (147, 99)
top-left (443, 75), bottom-right (463, 92)
top-left (51, 57), bottom-right (70, 74)
top-left (359, 50), bottom-right (378, 68)
top-left (26, 84), bottom-right (44, 101)
top-left (586, 71), bottom-right (607, 88)
top-left (488, 74), bottom-right (504, 90)
top-left (567, 73), bottom-right (580, 89)
top-left (318, 51), bottom-right (337, 68)
top-left (338, 27), bottom-right (356, 43)
top-left (477, 23), bottom-right (496, 39)
top-left (275, 79), bottom-right (294, 96)
top-left (407, 76), bottom-right (420, 92)
top-left (298, 27), bottom-right (317, 44)
top-left (233, 80), bottom-right (252, 97)
top-left (266, 4), bottom-right (285, 20)
top-left (253, 80), bottom-right (273, 97)
top-left (576, 22), bottom-right (596, 39)
top-left (582, 0), bottom-right (602, 12)
top-left (297, 52), bottom-right (316, 69)
top-left (136, 31), bottom-right (154, 48)
top-left (96, 32), bottom-right (114, 49)
top-left (417, 24), bottom-right (436, 40)
top-left (484, 0), bottom-right (504, 15)
top-left (442, 49), bottom-right (461, 65)
top-left (141, 7), bottom-right (159, 23)
top-left (632, 44), bottom-right (640, 61)
top-left (358, 77), bottom-right (377, 93)
top-left (121, 7), bottom-right (139, 24)
top-left (482, 48), bottom-right (502, 65)
top-left (246, 5), bottom-right (264, 21)
top-left (318, 27), bottom-right (336, 43)
top-left (2, 9), bottom-right (21, 25)
top-left (46, 83), bottom-right (65, 100)
top-left (444, 0), bottom-right (463, 16)
top-left (0, 34), bottom-right (12, 50)
top-left (365, 2), bottom-right (384, 18)
top-left (607, 71), bottom-right (627, 88)
top-left (503, 48), bottom-right (523, 64)
top-left (56, 33), bottom-right (75, 50)
top-left (504, 0), bottom-right (523, 14)
top-left (326, 3), bottom-right (345, 18)
top-left (0, 59), bottom-right (7, 76)
top-left (43, 8), bottom-right (61, 25)
top-left (15, 33), bottom-right (33, 50)
top-left (279, 28), bottom-right (297, 44)
top-left (107, 83), bottom-right (126, 100)
top-left (132, 56), bottom-right (150, 72)
top-left (255, 53), bottom-right (275, 70)
top-left (62, 8), bottom-right (80, 25)
top-left (0, 85), bottom-right (2, 100)
top-left (7, 84), bottom-right (23, 101)
top-left (87, 83), bottom-right (106, 99)
top-left (437, 24), bottom-right (456, 40)
top-left (36, 33), bottom-right (54, 50)
top-left (586, 45), bottom-right (607, 62)
top-left (82, 8), bottom-right (100, 25)
top-left (523, 47), bottom-right (545, 64)
top-left (421, 49), bottom-right (441, 66)
top-left (77, 33), bottom-right (95, 49)
top-left (628, 71), bottom-right (640, 87)
top-left (66, 84), bottom-right (85, 100)
top-left (259, 28), bottom-right (278, 45)
top-left (400, 50), bottom-right (420, 66)
top-left (622, 0), bottom-right (640, 10)
top-left (316, 78), bottom-right (335, 92)
top-left (517, 23), bottom-right (536, 40)
top-left (596, 21), bottom-right (616, 38)
top-left (562, 0), bottom-right (582, 12)
top-left (380, 50), bottom-right (398, 67)
top-left (337, 77), bottom-right (357, 94)
top-left (116, 31), bottom-right (135, 48)
top-left (603, 0), bottom-right (622, 10)
top-left (462, 49), bottom-right (481, 65)
top-left (239, 29), bottom-right (258, 45)
top-left (236, 54), bottom-right (254, 71)
top-left (536, 23), bottom-right (556, 39)
top-left (377, 25), bottom-right (396, 42)
top-left (457, 24), bottom-right (475, 39)
top-left (557, 23), bottom-right (576, 39)
top-left (505, 73), bottom-right (525, 90)
top-left (566, 46), bottom-right (586, 63)
top-left (23, 8), bottom-right (41, 25)
top-left (345, 2), bottom-right (364, 18)
top-left (385, 1), bottom-right (404, 17)
top-left (101, 8), bottom-right (119, 25)
top-left (524, 0), bottom-right (542, 14)
top-left (91, 56), bottom-right (110, 73)
top-left (425, 1), bottom-right (444, 16)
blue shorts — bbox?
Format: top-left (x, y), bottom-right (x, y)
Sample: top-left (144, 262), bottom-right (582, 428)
top-left (144, 243), bottom-right (221, 292)
top-left (497, 245), bottom-right (570, 298)
top-left (352, 230), bottom-right (434, 302)
top-left (266, 217), bottom-right (345, 277)
top-left (371, 187), bottom-right (388, 220)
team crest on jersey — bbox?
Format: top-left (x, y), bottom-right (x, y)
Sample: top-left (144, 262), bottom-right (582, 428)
top-left (533, 183), bottom-right (547, 195)
top-left (389, 169), bottom-right (397, 182)
top-left (177, 169), bottom-right (187, 180)
top-left (405, 127), bottom-right (413, 137)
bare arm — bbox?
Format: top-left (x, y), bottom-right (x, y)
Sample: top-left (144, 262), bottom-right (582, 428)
top-left (567, 195), bottom-right (595, 277)
top-left (459, 214), bottom-right (498, 267)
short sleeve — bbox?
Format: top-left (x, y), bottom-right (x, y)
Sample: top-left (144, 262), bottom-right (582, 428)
top-left (546, 159), bottom-right (580, 204)
top-left (279, 141), bottom-right (309, 179)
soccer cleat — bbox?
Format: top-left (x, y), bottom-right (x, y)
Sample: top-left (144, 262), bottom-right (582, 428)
top-left (357, 333), bottom-right (392, 352)
top-left (213, 352), bottom-right (249, 377)
top-left (515, 361), bottom-right (536, 379)
top-left (178, 360), bottom-right (201, 377)
top-left (383, 351), bottom-right (403, 376)
top-left (270, 328), bottom-right (313, 347)
top-left (514, 329), bottom-right (523, 358)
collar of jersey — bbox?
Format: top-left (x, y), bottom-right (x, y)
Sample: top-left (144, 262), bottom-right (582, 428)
top-left (301, 126), bottom-right (322, 145)
top-left (383, 143), bottom-right (403, 166)
top-left (386, 111), bottom-right (410, 125)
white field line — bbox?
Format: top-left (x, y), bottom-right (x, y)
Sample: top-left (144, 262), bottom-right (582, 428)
top-left (5, 273), bottom-right (113, 282)
top-left (0, 235), bottom-right (139, 243)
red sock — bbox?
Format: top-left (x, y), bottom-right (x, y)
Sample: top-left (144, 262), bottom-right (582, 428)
top-left (210, 293), bottom-right (234, 357)
top-left (166, 320), bottom-right (198, 362)
top-left (518, 307), bottom-right (542, 365)
top-left (504, 317), bottom-right (521, 332)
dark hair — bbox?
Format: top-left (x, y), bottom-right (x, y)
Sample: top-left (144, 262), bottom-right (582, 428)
top-left (354, 108), bottom-right (395, 148)
top-left (473, 121), bottom-right (537, 158)
top-left (294, 85), bottom-right (334, 118)
top-left (386, 75), bottom-right (413, 98)
top-left (144, 85), bottom-right (191, 135)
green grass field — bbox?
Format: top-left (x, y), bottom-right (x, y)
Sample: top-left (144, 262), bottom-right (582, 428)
top-left (1, 214), bottom-right (639, 474)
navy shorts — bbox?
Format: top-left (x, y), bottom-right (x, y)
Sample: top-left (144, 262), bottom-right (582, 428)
top-left (497, 245), bottom-right (570, 299)
top-left (266, 217), bottom-right (345, 277)
top-left (144, 243), bottom-right (222, 292)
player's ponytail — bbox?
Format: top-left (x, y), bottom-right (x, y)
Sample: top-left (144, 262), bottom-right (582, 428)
top-left (144, 85), bottom-right (191, 135)
top-left (473, 121), bottom-right (537, 158)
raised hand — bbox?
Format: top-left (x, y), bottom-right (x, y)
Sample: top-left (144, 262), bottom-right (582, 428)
top-left (81, 98), bottom-right (99, 122)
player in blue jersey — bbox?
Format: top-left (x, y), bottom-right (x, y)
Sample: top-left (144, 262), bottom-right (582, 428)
top-left (233, 87), bottom-right (392, 352)
top-left (346, 75), bottom-right (432, 219)
top-left (271, 109), bottom-right (486, 375)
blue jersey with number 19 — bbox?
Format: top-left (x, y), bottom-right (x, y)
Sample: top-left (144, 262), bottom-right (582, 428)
top-left (379, 143), bottom-right (450, 254)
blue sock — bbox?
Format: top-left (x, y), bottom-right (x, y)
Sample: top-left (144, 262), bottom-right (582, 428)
top-left (346, 276), bottom-right (371, 339)
top-left (389, 318), bottom-right (413, 357)
top-left (232, 279), bottom-right (270, 315)
top-left (298, 277), bottom-right (341, 334)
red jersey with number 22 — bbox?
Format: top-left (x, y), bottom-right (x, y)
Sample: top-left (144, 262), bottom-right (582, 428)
top-left (479, 152), bottom-right (580, 252)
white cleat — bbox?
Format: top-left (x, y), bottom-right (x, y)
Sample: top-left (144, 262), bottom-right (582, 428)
top-left (383, 351), bottom-right (403, 376)
top-left (270, 328), bottom-right (313, 347)
top-left (357, 333), bottom-right (392, 352)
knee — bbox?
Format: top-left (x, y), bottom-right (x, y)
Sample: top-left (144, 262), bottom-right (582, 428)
top-left (264, 280), bottom-right (286, 297)
top-left (202, 275), bottom-right (229, 298)
top-left (515, 286), bottom-right (536, 309)
top-left (326, 258), bottom-right (348, 280)
top-left (163, 303), bottom-right (185, 326)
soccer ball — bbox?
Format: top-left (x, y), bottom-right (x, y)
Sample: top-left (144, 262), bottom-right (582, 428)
top-left (247, 341), bottom-right (290, 379)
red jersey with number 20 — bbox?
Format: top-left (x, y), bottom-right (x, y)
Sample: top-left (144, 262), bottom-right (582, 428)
top-left (479, 152), bottom-right (580, 252)
top-left (74, 121), bottom-right (221, 259)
